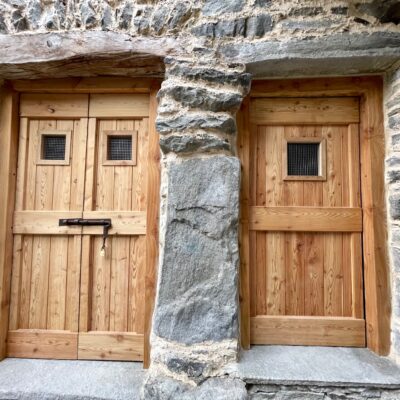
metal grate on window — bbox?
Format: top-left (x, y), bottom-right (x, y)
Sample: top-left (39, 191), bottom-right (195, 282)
top-left (107, 135), bottom-right (132, 161)
top-left (42, 135), bottom-right (66, 160)
top-left (287, 143), bottom-right (319, 176)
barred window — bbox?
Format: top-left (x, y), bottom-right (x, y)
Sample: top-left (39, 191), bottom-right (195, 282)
top-left (42, 135), bottom-right (66, 161)
top-left (107, 136), bottom-right (132, 161)
top-left (287, 143), bottom-right (319, 176)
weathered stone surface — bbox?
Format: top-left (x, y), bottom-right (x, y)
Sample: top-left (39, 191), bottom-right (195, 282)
top-left (331, 6), bottom-right (348, 15)
top-left (356, 0), bottom-right (400, 25)
top-left (392, 247), bottom-right (400, 275)
top-left (159, 85), bottom-right (243, 112)
top-left (202, 0), bottom-right (244, 17)
top-left (151, 4), bottom-right (169, 35)
top-left (11, 9), bottom-right (28, 32)
top-left (390, 114), bottom-right (400, 130)
top-left (166, 60), bottom-right (252, 90)
top-left (152, 156), bottom-right (240, 345)
top-left (142, 374), bottom-right (247, 400)
top-left (101, 4), bottom-right (113, 31)
top-left (119, 3), bottom-right (133, 30)
top-left (387, 170), bottom-right (400, 183)
top-left (168, 1), bottom-right (192, 30)
top-left (289, 7), bottom-right (324, 17)
top-left (156, 113), bottom-right (236, 135)
top-left (159, 133), bottom-right (230, 154)
top-left (80, 0), bottom-right (97, 28)
top-left (215, 18), bottom-right (246, 38)
top-left (389, 192), bottom-right (400, 219)
top-left (26, 0), bottom-right (42, 30)
top-left (246, 14), bottom-right (273, 38)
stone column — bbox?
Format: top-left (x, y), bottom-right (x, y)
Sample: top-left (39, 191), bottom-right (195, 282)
top-left (385, 62), bottom-right (400, 365)
top-left (142, 57), bottom-right (251, 399)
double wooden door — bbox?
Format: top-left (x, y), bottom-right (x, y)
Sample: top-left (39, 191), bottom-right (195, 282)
top-left (242, 94), bottom-right (366, 347)
top-left (8, 93), bottom-right (154, 360)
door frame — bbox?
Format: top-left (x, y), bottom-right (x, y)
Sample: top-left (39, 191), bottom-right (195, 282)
top-left (0, 78), bottom-right (161, 368)
top-left (238, 77), bottom-right (391, 355)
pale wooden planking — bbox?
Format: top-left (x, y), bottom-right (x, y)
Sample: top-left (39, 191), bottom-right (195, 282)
top-left (255, 126), bottom-right (267, 316)
top-left (20, 94), bottom-right (89, 118)
top-left (264, 126), bottom-right (286, 316)
top-left (13, 211), bottom-right (83, 234)
top-left (237, 99), bottom-right (251, 348)
top-left (323, 126), bottom-right (344, 317)
top-left (360, 80), bottom-right (390, 354)
top-left (250, 97), bottom-right (359, 125)
top-left (249, 207), bottom-right (362, 232)
top-left (78, 236), bottom-right (92, 333)
top-left (143, 85), bottom-right (160, 368)
top-left (12, 78), bottom-right (158, 94)
top-left (82, 211), bottom-right (146, 235)
top-left (89, 94), bottom-right (149, 118)
top-left (78, 332), bottom-right (143, 361)
top-left (283, 126), bottom-right (305, 316)
top-left (250, 316), bottom-right (366, 347)
top-left (7, 330), bottom-right (78, 359)
top-left (0, 87), bottom-right (19, 359)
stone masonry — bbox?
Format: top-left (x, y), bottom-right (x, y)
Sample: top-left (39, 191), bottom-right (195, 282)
top-left (0, 1), bottom-right (400, 399)
top-left (385, 61), bottom-right (400, 366)
top-left (142, 57), bottom-right (250, 399)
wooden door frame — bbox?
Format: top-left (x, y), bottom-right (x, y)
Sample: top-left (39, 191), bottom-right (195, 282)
top-left (0, 78), bottom-right (161, 368)
top-left (238, 77), bottom-right (391, 356)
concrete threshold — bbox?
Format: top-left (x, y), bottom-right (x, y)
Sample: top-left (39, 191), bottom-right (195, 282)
top-left (226, 346), bottom-right (400, 388)
top-left (0, 358), bottom-right (146, 400)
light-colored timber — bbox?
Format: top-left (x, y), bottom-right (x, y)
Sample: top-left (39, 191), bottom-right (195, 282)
top-left (238, 77), bottom-right (389, 354)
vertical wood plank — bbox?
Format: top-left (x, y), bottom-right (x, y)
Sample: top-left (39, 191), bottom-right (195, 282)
top-left (0, 86), bottom-right (19, 358)
top-left (143, 85), bottom-right (160, 368)
top-left (237, 98), bottom-right (250, 349)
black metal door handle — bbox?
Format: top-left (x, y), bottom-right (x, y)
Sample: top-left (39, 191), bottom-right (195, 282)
top-left (59, 218), bottom-right (112, 255)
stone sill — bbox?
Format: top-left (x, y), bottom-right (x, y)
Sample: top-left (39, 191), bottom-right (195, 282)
top-left (225, 345), bottom-right (400, 389)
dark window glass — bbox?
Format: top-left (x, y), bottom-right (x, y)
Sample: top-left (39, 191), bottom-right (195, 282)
top-left (42, 135), bottom-right (66, 160)
top-left (287, 143), bottom-right (319, 176)
top-left (108, 136), bottom-right (132, 161)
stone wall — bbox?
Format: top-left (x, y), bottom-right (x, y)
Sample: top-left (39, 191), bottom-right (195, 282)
top-left (0, 1), bottom-right (400, 399)
top-left (385, 61), bottom-right (400, 365)
top-left (248, 383), bottom-right (400, 399)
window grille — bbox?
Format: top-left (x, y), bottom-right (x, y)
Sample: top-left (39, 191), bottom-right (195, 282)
top-left (42, 135), bottom-right (66, 161)
top-left (287, 143), bottom-right (319, 176)
top-left (107, 136), bottom-right (132, 161)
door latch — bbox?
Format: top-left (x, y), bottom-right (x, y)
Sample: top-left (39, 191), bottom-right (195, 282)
top-left (59, 218), bottom-right (112, 257)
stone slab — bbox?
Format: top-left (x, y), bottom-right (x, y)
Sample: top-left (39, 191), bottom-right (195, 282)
top-left (0, 358), bottom-right (145, 400)
top-left (226, 346), bottom-right (400, 388)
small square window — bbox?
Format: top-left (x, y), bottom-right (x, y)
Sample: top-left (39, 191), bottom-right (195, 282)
top-left (102, 130), bottom-right (137, 166)
top-left (43, 135), bottom-right (66, 161)
top-left (108, 136), bottom-right (132, 161)
top-left (36, 130), bottom-right (71, 165)
top-left (287, 143), bottom-right (319, 176)
top-left (283, 138), bottom-right (326, 181)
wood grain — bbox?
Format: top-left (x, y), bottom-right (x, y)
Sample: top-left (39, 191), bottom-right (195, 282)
top-left (251, 97), bottom-right (359, 125)
top-left (20, 94), bottom-right (89, 117)
top-left (7, 330), bottom-right (78, 359)
top-left (78, 332), bottom-right (143, 361)
top-left (89, 94), bottom-right (149, 117)
top-left (249, 207), bottom-right (362, 232)
top-left (250, 316), bottom-right (366, 347)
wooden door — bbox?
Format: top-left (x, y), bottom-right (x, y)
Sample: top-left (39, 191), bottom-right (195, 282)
top-left (7, 94), bottom-right (88, 359)
top-left (247, 96), bottom-right (366, 347)
top-left (78, 95), bottom-right (149, 360)
top-left (8, 92), bottom-right (155, 361)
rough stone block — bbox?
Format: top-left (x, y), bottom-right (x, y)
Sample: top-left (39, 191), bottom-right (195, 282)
top-left (214, 18), bottom-right (245, 38)
top-left (159, 134), bottom-right (230, 154)
top-left (165, 60), bottom-right (251, 93)
top-left (168, 2), bottom-right (191, 29)
top-left (156, 113), bottom-right (237, 135)
top-left (289, 7), bottom-right (324, 17)
top-left (119, 3), bottom-right (133, 30)
top-left (142, 374), bottom-right (247, 400)
top-left (202, 0), bottom-right (244, 17)
top-left (246, 14), bottom-right (273, 38)
top-left (391, 247), bottom-right (400, 274)
top-left (387, 170), bottom-right (400, 183)
top-left (151, 4), bottom-right (168, 35)
top-left (389, 114), bottom-right (400, 130)
top-left (159, 85), bottom-right (243, 112)
top-left (152, 156), bottom-right (240, 345)
top-left (389, 192), bottom-right (400, 220)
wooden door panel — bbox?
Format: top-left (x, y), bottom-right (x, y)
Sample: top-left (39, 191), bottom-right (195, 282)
top-left (248, 97), bottom-right (365, 346)
top-left (79, 115), bottom-right (148, 361)
top-left (8, 114), bottom-right (87, 359)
